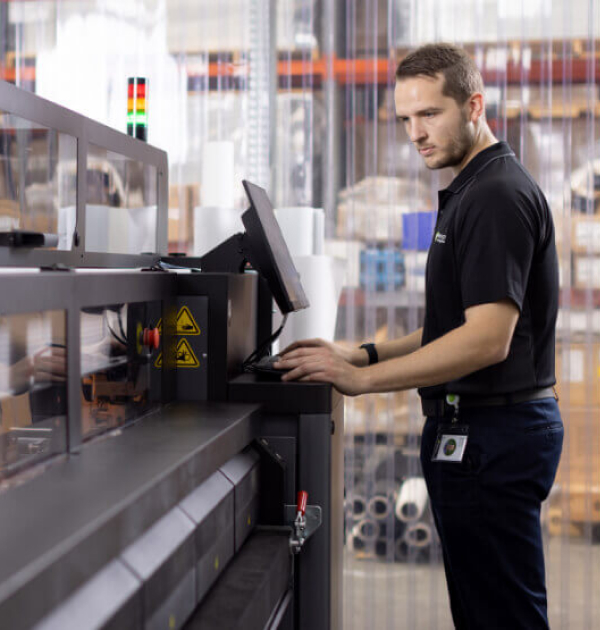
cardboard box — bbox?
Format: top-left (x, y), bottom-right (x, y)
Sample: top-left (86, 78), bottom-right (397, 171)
top-left (168, 184), bottom-right (199, 250)
top-left (336, 201), bottom-right (403, 242)
top-left (553, 408), bottom-right (600, 527)
top-left (0, 392), bottom-right (32, 431)
top-left (557, 406), bottom-right (600, 473)
top-left (563, 485), bottom-right (600, 524)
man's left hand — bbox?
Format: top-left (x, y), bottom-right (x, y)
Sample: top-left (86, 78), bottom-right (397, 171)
top-left (274, 347), bottom-right (366, 396)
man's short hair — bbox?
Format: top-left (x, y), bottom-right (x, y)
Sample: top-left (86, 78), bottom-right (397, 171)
top-left (395, 43), bottom-right (484, 104)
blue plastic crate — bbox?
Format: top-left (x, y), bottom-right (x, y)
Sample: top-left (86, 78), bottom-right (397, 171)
top-left (360, 248), bottom-right (405, 292)
top-left (402, 212), bottom-right (437, 250)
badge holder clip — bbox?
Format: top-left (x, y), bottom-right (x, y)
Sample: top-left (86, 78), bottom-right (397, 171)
top-left (431, 394), bottom-right (470, 462)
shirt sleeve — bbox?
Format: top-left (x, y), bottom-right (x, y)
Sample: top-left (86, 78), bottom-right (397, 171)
top-left (455, 184), bottom-right (537, 312)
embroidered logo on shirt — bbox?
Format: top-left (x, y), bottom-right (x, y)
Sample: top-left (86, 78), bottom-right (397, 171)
top-left (434, 231), bottom-right (447, 244)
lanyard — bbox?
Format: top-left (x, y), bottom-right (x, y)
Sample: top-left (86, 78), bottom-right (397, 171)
top-left (446, 394), bottom-right (460, 422)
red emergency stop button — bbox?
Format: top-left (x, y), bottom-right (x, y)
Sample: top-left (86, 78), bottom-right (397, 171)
top-left (143, 327), bottom-right (160, 349)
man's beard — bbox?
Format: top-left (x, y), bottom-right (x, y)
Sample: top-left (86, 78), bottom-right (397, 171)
top-left (424, 117), bottom-right (473, 170)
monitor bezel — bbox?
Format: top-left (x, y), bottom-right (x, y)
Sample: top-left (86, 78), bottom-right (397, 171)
top-left (241, 180), bottom-right (309, 315)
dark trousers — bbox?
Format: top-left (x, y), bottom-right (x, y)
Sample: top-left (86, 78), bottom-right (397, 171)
top-left (420, 398), bottom-right (563, 630)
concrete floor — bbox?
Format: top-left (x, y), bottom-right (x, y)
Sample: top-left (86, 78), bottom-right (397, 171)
top-left (342, 537), bottom-right (600, 629)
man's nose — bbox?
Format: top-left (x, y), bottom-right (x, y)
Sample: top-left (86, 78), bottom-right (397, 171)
top-left (408, 121), bottom-right (426, 144)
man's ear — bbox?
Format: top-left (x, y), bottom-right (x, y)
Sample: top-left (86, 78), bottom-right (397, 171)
top-left (468, 92), bottom-right (485, 123)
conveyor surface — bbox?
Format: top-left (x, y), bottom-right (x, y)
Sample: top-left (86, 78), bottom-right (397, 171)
top-left (183, 530), bottom-right (292, 630)
top-left (0, 401), bottom-right (260, 629)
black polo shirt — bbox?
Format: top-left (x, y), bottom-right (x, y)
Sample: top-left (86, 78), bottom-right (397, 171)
top-left (418, 141), bottom-right (559, 400)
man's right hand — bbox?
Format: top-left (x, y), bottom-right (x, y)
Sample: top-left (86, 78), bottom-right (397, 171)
top-left (280, 338), bottom-right (369, 367)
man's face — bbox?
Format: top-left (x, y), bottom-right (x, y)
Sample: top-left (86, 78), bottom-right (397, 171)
top-left (394, 73), bottom-right (475, 170)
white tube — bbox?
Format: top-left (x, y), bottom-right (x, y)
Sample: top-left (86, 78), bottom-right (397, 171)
top-left (395, 477), bottom-right (428, 523)
top-left (277, 255), bottom-right (346, 346)
top-left (275, 206), bottom-right (316, 257)
top-left (201, 141), bottom-right (235, 208)
top-left (192, 206), bottom-right (242, 257)
top-left (349, 491), bottom-right (367, 520)
top-left (352, 518), bottom-right (378, 544)
top-left (395, 538), bottom-right (409, 562)
top-left (405, 522), bottom-right (433, 549)
top-left (351, 533), bottom-right (366, 552)
top-left (367, 494), bottom-right (392, 521)
top-left (312, 208), bottom-right (325, 255)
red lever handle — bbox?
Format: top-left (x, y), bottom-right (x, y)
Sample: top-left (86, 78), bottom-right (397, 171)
top-left (297, 491), bottom-right (308, 516)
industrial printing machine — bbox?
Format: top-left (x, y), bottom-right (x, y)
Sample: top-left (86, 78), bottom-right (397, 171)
top-left (0, 82), bottom-right (343, 629)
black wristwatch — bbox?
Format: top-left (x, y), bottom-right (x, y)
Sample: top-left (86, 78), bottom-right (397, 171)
top-left (359, 342), bottom-right (379, 365)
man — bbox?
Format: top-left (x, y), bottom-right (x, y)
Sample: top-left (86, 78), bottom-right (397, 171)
top-left (275, 43), bottom-right (563, 629)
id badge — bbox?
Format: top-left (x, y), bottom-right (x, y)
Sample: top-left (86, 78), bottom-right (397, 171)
top-left (431, 423), bottom-right (469, 463)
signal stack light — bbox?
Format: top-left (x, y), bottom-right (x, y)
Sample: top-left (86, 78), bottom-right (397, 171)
top-left (127, 77), bottom-right (148, 142)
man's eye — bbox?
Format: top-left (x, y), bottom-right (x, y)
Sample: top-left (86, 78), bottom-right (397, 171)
top-left (424, 112), bottom-right (436, 118)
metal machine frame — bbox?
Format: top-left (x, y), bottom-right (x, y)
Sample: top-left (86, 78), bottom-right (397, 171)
top-left (0, 82), bottom-right (343, 630)
top-left (0, 270), bottom-right (343, 629)
top-left (0, 270), bottom-right (177, 451)
top-left (0, 80), bottom-right (168, 269)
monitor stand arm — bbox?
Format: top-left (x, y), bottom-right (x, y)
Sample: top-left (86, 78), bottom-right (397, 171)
top-left (200, 232), bottom-right (248, 273)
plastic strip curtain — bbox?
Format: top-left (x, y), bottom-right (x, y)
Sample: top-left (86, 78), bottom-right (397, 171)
top-left (551, 1), bottom-right (600, 627)
top-left (1, 0), bottom-right (598, 625)
top-left (169, 0), bottom-right (269, 255)
top-left (533, 0), bottom-right (600, 627)
top-left (171, 0), bottom-right (255, 255)
top-left (275, 0), bottom-right (315, 209)
top-left (338, 0), bottom-right (600, 627)
top-left (247, 0), bottom-right (273, 191)
top-left (557, 3), bottom-right (575, 624)
top-left (172, 0), bottom-right (190, 255)
top-left (340, 0), bottom-right (448, 628)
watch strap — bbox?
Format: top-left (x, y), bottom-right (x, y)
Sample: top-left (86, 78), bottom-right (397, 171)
top-left (359, 342), bottom-right (378, 365)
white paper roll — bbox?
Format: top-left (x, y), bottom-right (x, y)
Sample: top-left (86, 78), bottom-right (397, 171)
top-left (193, 206), bottom-right (243, 257)
top-left (367, 494), bottom-right (392, 521)
top-left (85, 204), bottom-right (110, 253)
top-left (57, 205), bottom-right (76, 251)
top-left (60, 204), bottom-right (156, 254)
top-left (352, 518), bottom-right (379, 544)
top-left (313, 208), bottom-right (325, 255)
top-left (127, 206), bottom-right (157, 254)
top-left (201, 141), bottom-right (235, 208)
top-left (276, 255), bottom-right (346, 349)
top-left (275, 206), bottom-right (316, 257)
top-left (395, 477), bottom-right (428, 523)
top-left (324, 238), bottom-right (362, 287)
top-left (405, 522), bottom-right (432, 549)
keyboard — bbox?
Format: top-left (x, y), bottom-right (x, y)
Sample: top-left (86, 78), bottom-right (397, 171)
top-left (249, 355), bottom-right (289, 380)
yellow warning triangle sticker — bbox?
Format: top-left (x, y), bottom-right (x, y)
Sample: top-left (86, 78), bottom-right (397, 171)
top-left (177, 306), bottom-right (200, 336)
top-left (153, 340), bottom-right (200, 369)
top-left (176, 338), bottom-right (199, 368)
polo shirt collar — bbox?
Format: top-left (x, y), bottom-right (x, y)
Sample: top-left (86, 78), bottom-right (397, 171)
top-left (445, 141), bottom-right (514, 194)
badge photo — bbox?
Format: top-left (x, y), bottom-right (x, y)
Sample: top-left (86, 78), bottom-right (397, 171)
top-left (432, 433), bottom-right (468, 463)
